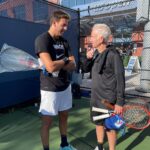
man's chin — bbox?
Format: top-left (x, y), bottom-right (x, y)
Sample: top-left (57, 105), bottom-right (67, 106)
top-left (60, 31), bottom-right (65, 35)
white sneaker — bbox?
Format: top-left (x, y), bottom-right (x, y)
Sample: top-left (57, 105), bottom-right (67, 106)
top-left (94, 146), bottom-right (105, 150)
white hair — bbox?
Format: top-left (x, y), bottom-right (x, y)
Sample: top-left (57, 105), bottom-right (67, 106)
top-left (92, 24), bottom-right (111, 42)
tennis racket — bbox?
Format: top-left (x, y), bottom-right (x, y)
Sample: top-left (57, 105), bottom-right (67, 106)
top-left (0, 43), bottom-right (40, 73)
top-left (125, 98), bottom-right (149, 110)
top-left (93, 100), bottom-right (150, 130)
top-left (92, 107), bottom-right (115, 121)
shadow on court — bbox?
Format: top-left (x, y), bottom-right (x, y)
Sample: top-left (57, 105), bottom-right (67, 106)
top-left (0, 98), bottom-right (149, 150)
top-left (70, 129), bottom-right (96, 150)
top-left (0, 108), bottom-right (42, 150)
top-left (117, 127), bottom-right (150, 150)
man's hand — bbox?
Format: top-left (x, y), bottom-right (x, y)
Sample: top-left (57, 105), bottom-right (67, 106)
top-left (62, 56), bottom-right (76, 71)
top-left (86, 48), bottom-right (95, 59)
top-left (114, 104), bottom-right (123, 114)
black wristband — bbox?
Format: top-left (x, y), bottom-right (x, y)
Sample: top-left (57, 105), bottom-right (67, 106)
top-left (62, 57), bottom-right (69, 65)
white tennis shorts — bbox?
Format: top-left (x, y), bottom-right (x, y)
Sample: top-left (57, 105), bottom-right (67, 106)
top-left (39, 85), bottom-right (72, 116)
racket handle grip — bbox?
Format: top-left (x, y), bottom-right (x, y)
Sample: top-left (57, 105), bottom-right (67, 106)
top-left (93, 114), bottom-right (110, 121)
top-left (92, 107), bottom-right (109, 113)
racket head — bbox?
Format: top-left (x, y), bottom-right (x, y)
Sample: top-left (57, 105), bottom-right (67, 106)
top-left (122, 104), bottom-right (150, 130)
top-left (125, 97), bottom-right (149, 110)
top-left (101, 99), bottom-right (150, 129)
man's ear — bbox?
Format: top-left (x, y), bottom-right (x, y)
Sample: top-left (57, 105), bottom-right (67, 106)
top-left (52, 20), bottom-right (57, 27)
top-left (53, 21), bottom-right (56, 26)
top-left (108, 35), bottom-right (113, 43)
top-left (99, 35), bottom-right (104, 43)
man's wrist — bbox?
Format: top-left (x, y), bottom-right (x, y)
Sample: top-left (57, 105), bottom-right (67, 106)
top-left (62, 57), bottom-right (69, 65)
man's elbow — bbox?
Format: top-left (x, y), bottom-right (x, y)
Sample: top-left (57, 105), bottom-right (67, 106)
top-left (46, 64), bottom-right (57, 73)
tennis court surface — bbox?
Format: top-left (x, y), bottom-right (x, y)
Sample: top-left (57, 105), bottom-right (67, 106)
top-left (0, 98), bottom-right (149, 150)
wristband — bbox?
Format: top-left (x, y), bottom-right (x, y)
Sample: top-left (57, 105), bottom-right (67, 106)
top-left (62, 57), bottom-right (69, 65)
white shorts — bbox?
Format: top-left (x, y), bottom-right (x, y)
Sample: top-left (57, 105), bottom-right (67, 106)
top-left (39, 85), bottom-right (72, 116)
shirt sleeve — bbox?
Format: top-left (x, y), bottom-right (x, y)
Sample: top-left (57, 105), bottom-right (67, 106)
top-left (35, 35), bottom-right (49, 57)
top-left (112, 51), bottom-right (125, 106)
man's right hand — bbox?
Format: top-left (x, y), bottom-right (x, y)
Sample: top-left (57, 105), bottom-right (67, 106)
top-left (86, 48), bottom-right (95, 59)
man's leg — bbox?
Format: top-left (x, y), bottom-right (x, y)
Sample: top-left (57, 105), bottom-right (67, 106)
top-left (41, 115), bottom-right (53, 150)
top-left (59, 110), bottom-right (69, 147)
top-left (96, 125), bottom-right (105, 150)
top-left (106, 130), bottom-right (117, 150)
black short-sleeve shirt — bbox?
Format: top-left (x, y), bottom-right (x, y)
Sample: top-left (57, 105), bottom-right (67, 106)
top-left (35, 32), bottom-right (72, 92)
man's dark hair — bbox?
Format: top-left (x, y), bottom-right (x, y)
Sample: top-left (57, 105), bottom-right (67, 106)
top-left (50, 10), bottom-right (70, 25)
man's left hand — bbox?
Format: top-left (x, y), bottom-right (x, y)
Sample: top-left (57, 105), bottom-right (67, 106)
top-left (62, 56), bottom-right (76, 71)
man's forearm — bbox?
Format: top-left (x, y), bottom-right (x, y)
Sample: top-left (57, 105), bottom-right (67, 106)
top-left (62, 60), bottom-right (76, 71)
top-left (49, 59), bottom-right (66, 72)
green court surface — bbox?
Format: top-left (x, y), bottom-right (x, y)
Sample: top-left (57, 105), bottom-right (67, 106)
top-left (0, 98), bottom-right (149, 150)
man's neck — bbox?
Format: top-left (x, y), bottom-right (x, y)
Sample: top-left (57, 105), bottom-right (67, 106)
top-left (97, 44), bottom-right (107, 53)
top-left (48, 28), bottom-right (59, 39)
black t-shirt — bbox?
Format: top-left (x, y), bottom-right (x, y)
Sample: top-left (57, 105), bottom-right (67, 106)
top-left (35, 32), bottom-right (72, 92)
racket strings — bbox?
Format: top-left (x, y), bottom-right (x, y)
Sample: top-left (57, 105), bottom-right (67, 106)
top-left (123, 106), bottom-right (149, 129)
top-left (125, 101), bottom-right (149, 110)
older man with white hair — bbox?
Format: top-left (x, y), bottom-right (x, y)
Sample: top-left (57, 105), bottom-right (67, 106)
top-left (82, 24), bottom-right (125, 150)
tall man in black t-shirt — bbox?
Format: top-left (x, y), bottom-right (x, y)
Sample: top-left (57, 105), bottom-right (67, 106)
top-left (83, 24), bottom-right (125, 150)
top-left (35, 11), bottom-right (76, 150)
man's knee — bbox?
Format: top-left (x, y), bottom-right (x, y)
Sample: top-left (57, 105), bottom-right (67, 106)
top-left (59, 111), bottom-right (68, 118)
top-left (42, 116), bottom-right (53, 129)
